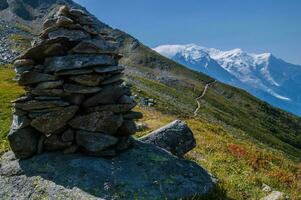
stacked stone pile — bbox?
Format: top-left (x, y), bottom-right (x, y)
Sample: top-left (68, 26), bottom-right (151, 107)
top-left (8, 6), bottom-right (143, 159)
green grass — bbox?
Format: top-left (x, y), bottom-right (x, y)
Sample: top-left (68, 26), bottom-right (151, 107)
top-left (0, 67), bottom-right (24, 154)
top-left (117, 37), bottom-right (301, 160)
top-left (135, 108), bottom-right (301, 200)
top-left (124, 66), bottom-right (301, 160)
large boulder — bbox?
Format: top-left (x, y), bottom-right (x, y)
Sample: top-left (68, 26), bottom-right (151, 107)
top-left (0, 141), bottom-right (216, 200)
top-left (140, 120), bottom-right (196, 157)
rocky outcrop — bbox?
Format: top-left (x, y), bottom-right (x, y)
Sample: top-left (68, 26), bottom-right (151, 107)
top-left (9, 6), bottom-right (142, 159)
top-left (140, 120), bottom-right (196, 157)
top-left (0, 20), bottom-right (30, 64)
top-left (0, 140), bottom-right (216, 200)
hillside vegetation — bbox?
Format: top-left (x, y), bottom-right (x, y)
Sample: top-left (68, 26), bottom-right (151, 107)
top-left (113, 35), bottom-right (301, 160)
top-left (0, 67), bottom-right (300, 199)
top-left (135, 107), bottom-right (301, 199)
top-left (124, 63), bottom-right (301, 160)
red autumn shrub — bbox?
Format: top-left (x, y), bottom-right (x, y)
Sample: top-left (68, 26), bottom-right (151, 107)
top-left (227, 143), bottom-right (247, 158)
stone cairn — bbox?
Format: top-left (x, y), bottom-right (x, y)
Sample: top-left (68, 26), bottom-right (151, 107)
top-left (8, 6), bottom-right (143, 159)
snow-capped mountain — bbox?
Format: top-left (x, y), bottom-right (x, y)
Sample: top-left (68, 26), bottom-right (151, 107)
top-left (154, 44), bottom-right (301, 116)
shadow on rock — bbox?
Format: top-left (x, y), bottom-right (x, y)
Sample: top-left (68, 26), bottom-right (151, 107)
top-left (0, 140), bottom-right (217, 200)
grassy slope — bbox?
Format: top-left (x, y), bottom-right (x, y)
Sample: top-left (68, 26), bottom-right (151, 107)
top-left (135, 107), bottom-right (301, 200)
top-left (119, 40), bottom-right (301, 160)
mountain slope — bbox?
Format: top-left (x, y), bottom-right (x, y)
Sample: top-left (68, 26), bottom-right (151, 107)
top-left (154, 44), bottom-right (301, 116)
top-left (0, 0), bottom-right (300, 159)
top-left (0, 1), bottom-right (301, 199)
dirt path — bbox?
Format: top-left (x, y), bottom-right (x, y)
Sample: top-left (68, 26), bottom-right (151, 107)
top-left (193, 80), bottom-right (216, 117)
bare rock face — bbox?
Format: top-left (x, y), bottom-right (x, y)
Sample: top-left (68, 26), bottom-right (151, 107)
top-left (0, 141), bottom-right (217, 200)
top-left (8, 6), bottom-right (142, 159)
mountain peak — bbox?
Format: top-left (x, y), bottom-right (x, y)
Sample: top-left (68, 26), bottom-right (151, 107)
top-left (154, 43), bottom-right (301, 114)
top-left (154, 44), bottom-right (272, 64)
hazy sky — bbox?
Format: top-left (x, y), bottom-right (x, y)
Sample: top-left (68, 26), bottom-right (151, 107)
top-left (74, 0), bottom-right (301, 65)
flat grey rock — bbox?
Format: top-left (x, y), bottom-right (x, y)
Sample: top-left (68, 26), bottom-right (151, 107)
top-left (69, 74), bottom-right (107, 86)
top-left (56, 16), bottom-right (74, 27)
top-left (63, 83), bottom-right (102, 94)
top-left (70, 38), bottom-right (116, 54)
top-left (18, 71), bottom-right (56, 86)
top-left (45, 54), bottom-right (117, 72)
top-left (0, 141), bottom-right (216, 200)
top-left (55, 68), bottom-right (94, 76)
top-left (69, 111), bottom-right (123, 135)
top-left (31, 106), bottom-right (78, 134)
top-left (94, 65), bottom-right (124, 74)
top-left (35, 80), bottom-right (63, 90)
top-left (76, 130), bottom-right (119, 152)
top-left (48, 28), bottom-right (90, 41)
top-left (15, 100), bottom-right (70, 111)
top-left (85, 103), bottom-right (137, 113)
top-left (19, 38), bottom-right (69, 62)
top-left (83, 85), bottom-right (126, 107)
top-left (31, 89), bottom-right (67, 97)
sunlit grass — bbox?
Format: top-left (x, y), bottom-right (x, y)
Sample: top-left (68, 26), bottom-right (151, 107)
top-left (0, 67), bottom-right (24, 154)
top-left (135, 107), bottom-right (301, 200)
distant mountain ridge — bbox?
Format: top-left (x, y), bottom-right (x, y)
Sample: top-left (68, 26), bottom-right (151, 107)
top-left (154, 44), bottom-right (301, 116)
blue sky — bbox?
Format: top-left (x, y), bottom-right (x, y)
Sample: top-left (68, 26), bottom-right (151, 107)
top-left (74, 0), bottom-right (301, 65)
